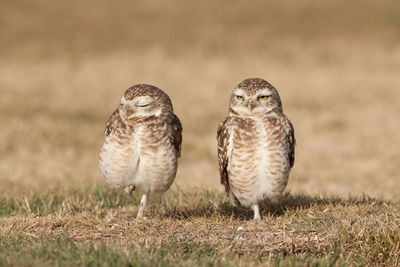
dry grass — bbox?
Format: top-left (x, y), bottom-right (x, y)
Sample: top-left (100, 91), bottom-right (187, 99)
top-left (1, 187), bottom-right (399, 266)
top-left (1, 0), bottom-right (400, 265)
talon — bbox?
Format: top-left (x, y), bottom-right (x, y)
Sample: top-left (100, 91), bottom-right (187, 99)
top-left (252, 218), bottom-right (264, 225)
top-left (124, 185), bottom-right (135, 196)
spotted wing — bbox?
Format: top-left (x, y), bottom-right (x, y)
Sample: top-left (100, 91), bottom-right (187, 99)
top-left (217, 117), bottom-right (232, 193)
top-left (167, 114), bottom-right (183, 158)
top-left (105, 109), bottom-right (126, 137)
top-left (282, 115), bottom-right (296, 168)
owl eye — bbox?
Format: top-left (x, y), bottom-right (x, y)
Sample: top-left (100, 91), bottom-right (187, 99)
top-left (236, 95), bottom-right (243, 100)
top-left (258, 95), bottom-right (268, 100)
top-left (136, 102), bottom-right (151, 107)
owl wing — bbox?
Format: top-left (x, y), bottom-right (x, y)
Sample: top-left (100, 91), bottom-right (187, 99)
top-left (105, 109), bottom-right (125, 137)
top-left (282, 115), bottom-right (296, 168)
top-left (217, 117), bottom-right (232, 193)
top-left (167, 114), bottom-right (183, 158)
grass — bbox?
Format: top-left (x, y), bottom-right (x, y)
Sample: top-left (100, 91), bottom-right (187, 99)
top-left (1, 0), bottom-right (400, 265)
top-left (1, 187), bottom-right (399, 266)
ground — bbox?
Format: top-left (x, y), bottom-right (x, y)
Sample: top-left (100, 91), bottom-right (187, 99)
top-left (1, 188), bottom-right (399, 266)
top-left (1, 0), bottom-right (400, 266)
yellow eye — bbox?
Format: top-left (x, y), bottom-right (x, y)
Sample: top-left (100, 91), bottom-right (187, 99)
top-left (236, 95), bottom-right (243, 100)
top-left (258, 95), bottom-right (268, 100)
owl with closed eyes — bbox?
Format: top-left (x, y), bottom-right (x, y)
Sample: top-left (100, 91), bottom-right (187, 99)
top-left (99, 84), bottom-right (182, 219)
top-left (217, 78), bottom-right (295, 221)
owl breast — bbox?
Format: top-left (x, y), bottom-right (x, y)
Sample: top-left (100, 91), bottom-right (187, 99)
top-left (228, 115), bottom-right (291, 207)
top-left (99, 130), bottom-right (139, 190)
top-left (135, 123), bottom-right (178, 194)
top-left (99, 122), bottom-right (178, 194)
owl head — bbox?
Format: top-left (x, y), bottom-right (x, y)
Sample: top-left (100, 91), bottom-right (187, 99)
top-left (118, 84), bottom-right (173, 122)
top-left (229, 78), bottom-right (283, 116)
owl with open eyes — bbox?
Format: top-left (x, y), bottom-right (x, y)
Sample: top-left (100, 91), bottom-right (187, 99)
top-left (99, 84), bottom-right (182, 219)
top-left (217, 78), bottom-right (295, 221)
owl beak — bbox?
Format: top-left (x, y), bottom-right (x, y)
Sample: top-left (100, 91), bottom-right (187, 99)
top-left (247, 101), bottom-right (257, 112)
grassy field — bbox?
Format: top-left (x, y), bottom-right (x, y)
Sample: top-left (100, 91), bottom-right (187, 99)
top-left (1, 187), bottom-right (399, 266)
top-left (1, 0), bottom-right (400, 265)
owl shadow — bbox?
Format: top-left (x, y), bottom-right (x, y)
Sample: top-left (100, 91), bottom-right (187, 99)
top-left (217, 192), bottom-right (385, 220)
top-left (159, 205), bottom-right (220, 220)
top-left (159, 192), bottom-right (384, 220)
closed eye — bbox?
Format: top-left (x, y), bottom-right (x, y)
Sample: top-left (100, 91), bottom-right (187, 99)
top-left (136, 103), bottom-right (151, 107)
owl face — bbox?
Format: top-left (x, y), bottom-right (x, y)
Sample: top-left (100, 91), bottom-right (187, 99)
top-left (229, 79), bottom-right (282, 116)
top-left (118, 84), bottom-right (173, 122)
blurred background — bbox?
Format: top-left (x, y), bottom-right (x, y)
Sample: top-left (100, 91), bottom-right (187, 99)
top-left (1, 0), bottom-right (399, 199)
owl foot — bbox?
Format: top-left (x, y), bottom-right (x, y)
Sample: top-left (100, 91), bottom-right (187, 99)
top-left (124, 185), bottom-right (135, 196)
top-left (135, 216), bottom-right (147, 221)
top-left (252, 218), bottom-right (264, 225)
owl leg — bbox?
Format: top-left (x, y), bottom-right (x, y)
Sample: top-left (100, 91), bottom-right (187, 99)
top-left (136, 193), bottom-right (148, 220)
top-left (253, 203), bottom-right (261, 221)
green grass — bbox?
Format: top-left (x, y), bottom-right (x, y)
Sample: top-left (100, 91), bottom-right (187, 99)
top-left (0, 238), bottom-right (222, 266)
top-left (0, 237), bottom-right (344, 266)
top-left (0, 187), bottom-right (138, 217)
top-left (0, 237), bottom-right (347, 267)
top-left (1, 187), bottom-right (399, 266)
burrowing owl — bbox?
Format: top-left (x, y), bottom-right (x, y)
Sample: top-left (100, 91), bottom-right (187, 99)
top-left (217, 78), bottom-right (295, 221)
top-left (99, 84), bottom-right (182, 219)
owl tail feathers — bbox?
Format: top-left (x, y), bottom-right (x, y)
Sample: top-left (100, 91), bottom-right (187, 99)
top-left (228, 190), bottom-right (241, 207)
top-left (124, 185), bottom-right (136, 196)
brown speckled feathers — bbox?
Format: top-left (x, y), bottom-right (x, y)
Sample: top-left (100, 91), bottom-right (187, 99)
top-left (167, 114), bottom-right (182, 158)
top-left (217, 117), bottom-right (231, 193)
top-left (99, 84), bottom-right (182, 219)
top-left (217, 78), bottom-right (295, 211)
